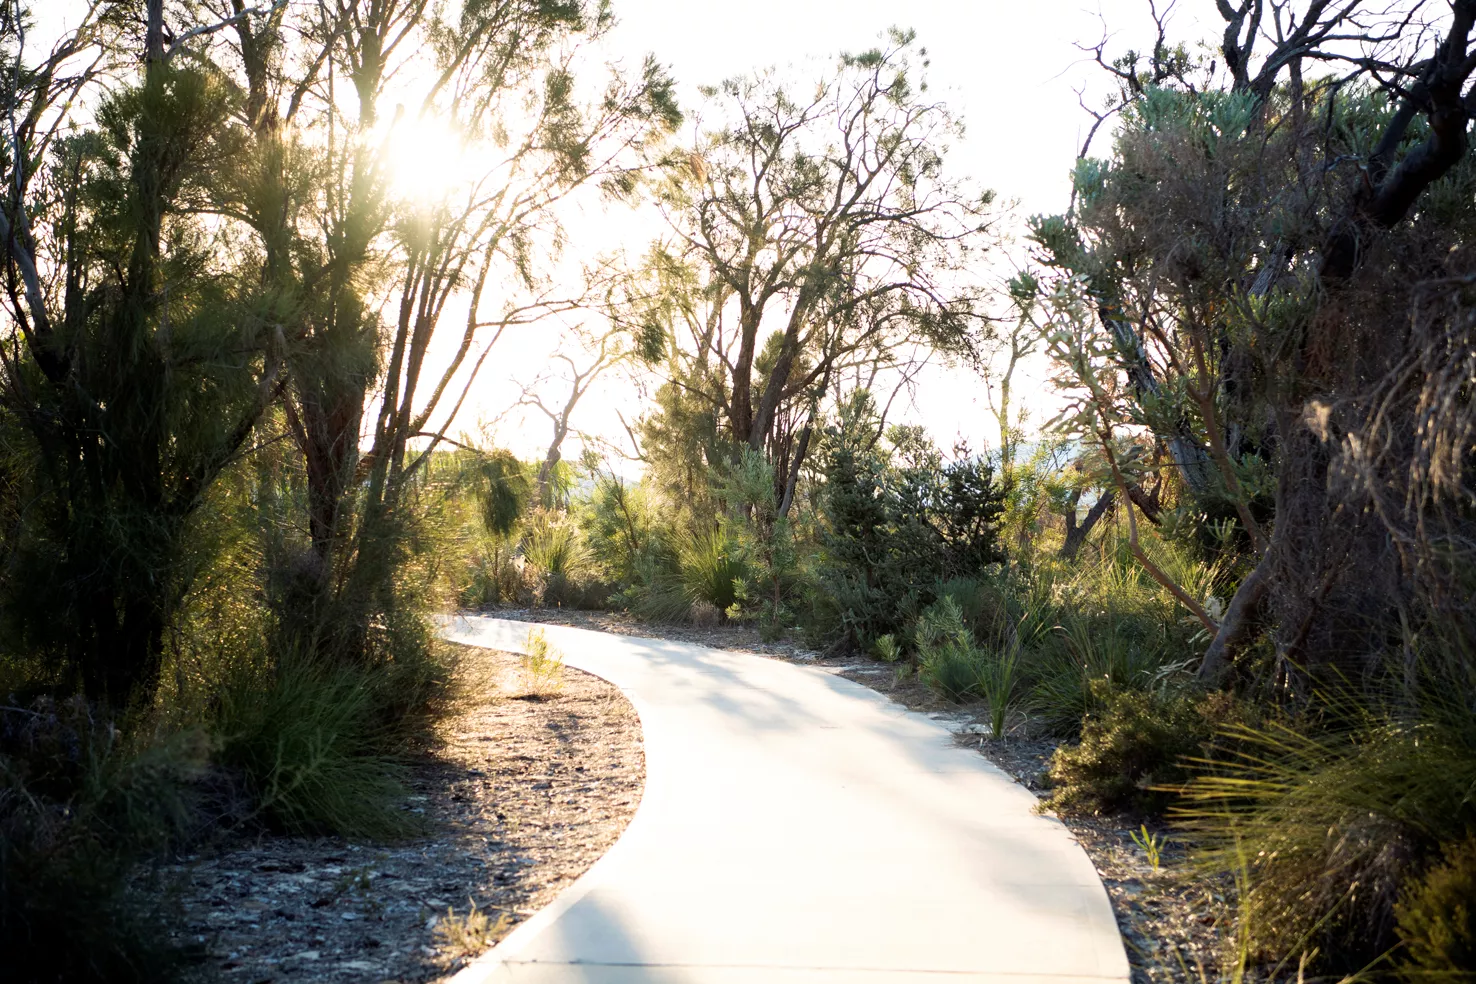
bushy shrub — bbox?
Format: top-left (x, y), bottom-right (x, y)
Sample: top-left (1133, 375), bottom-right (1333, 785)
top-left (582, 475), bottom-right (659, 587)
top-left (1022, 547), bottom-right (1211, 737)
top-left (1397, 834), bottom-right (1476, 983)
top-left (917, 597), bottom-right (986, 702)
top-left (1045, 682), bottom-right (1234, 817)
top-left (0, 698), bottom-right (204, 983)
top-left (814, 439), bottom-right (1007, 648)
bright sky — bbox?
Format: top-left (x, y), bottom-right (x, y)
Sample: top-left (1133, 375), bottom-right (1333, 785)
top-left (31, 1), bottom-right (1222, 463)
top-left (483, 0), bottom-right (1222, 463)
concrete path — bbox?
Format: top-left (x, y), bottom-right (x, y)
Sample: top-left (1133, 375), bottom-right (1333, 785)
top-left (442, 615), bottom-right (1130, 984)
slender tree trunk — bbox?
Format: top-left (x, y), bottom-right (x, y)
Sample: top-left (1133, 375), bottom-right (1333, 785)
top-left (1060, 489), bottom-right (1115, 561)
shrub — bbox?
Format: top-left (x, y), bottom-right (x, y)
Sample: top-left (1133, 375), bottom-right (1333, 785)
top-left (814, 440), bottom-right (1007, 648)
top-left (674, 527), bottom-right (746, 614)
top-left (520, 629), bottom-right (565, 696)
top-left (1023, 550), bottom-right (1204, 737)
top-left (871, 634), bottom-right (901, 663)
top-left (917, 597), bottom-right (985, 702)
top-left (0, 698), bottom-right (203, 983)
top-left (522, 512), bottom-right (599, 608)
top-left (214, 654), bottom-right (415, 840)
top-left (688, 600), bottom-right (721, 627)
top-left (1176, 702), bottom-right (1476, 974)
top-left (1045, 682), bottom-right (1233, 817)
top-left (1397, 834), bottom-right (1476, 983)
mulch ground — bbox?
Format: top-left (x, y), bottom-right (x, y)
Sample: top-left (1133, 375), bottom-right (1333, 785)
top-left (493, 606), bottom-right (1231, 984)
top-left (152, 644), bottom-right (644, 983)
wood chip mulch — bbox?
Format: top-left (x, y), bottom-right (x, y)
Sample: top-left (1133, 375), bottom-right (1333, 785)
top-left (150, 644), bottom-right (643, 984)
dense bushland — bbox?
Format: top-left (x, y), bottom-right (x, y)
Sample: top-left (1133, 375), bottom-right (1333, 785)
top-left (3, 1), bottom-right (1476, 982)
top-left (438, 6), bottom-right (1476, 981)
top-left (0, 0), bottom-right (675, 978)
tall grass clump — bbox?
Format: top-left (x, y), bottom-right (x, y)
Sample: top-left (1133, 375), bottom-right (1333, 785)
top-left (1174, 675), bottom-right (1476, 977)
top-left (0, 699), bottom-right (206, 983)
top-left (522, 510), bottom-right (601, 608)
top-left (637, 527), bottom-right (748, 623)
top-left (1023, 540), bottom-right (1213, 736)
top-left (211, 653), bottom-right (415, 839)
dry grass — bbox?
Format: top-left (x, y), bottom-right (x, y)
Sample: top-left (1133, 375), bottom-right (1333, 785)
top-left (434, 901), bottom-right (513, 960)
top-left (518, 628), bottom-right (565, 697)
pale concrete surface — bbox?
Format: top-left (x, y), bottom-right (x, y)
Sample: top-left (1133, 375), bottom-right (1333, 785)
top-left (442, 616), bottom-right (1130, 984)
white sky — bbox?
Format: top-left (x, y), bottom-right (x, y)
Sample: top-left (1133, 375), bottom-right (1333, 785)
top-left (485, 0), bottom-right (1221, 462)
top-left (30, 1), bottom-right (1222, 463)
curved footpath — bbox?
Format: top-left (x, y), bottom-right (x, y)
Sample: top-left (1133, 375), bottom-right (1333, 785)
top-left (442, 615), bottom-right (1130, 984)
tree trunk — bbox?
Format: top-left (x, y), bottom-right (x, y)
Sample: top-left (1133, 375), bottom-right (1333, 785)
top-left (1060, 489), bottom-right (1115, 561)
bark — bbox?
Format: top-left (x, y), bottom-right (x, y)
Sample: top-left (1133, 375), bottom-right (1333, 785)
top-left (776, 422), bottom-right (812, 519)
top-left (1060, 489), bottom-right (1116, 561)
top-left (1196, 563), bottom-right (1268, 684)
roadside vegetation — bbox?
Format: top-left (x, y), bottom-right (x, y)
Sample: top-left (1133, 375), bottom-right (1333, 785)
top-left (2, 1), bottom-right (1475, 982)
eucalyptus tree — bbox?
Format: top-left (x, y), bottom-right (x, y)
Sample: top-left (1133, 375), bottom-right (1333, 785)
top-left (195, 0), bottom-right (678, 661)
top-left (636, 30), bottom-right (993, 510)
top-left (1028, 0), bottom-right (1476, 682)
top-left (0, 0), bottom-right (298, 701)
top-left (517, 326), bottom-right (627, 508)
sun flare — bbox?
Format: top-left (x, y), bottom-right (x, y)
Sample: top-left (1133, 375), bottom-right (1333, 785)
top-left (381, 113), bottom-right (471, 202)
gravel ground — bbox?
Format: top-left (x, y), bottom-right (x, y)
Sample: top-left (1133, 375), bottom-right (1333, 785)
top-left (147, 644), bottom-right (644, 984)
top-left (491, 606), bottom-right (1232, 984)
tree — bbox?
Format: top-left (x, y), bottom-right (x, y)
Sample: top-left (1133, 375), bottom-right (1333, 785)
top-left (1032, 0), bottom-right (1476, 684)
top-left (210, 0), bottom-right (679, 661)
top-left (0, 1), bottom-right (290, 700)
top-left (518, 327), bottom-right (626, 508)
top-left (815, 398), bottom-right (1007, 647)
top-left (637, 30), bottom-right (993, 506)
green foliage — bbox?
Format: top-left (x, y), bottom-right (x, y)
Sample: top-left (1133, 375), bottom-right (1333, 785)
top-left (814, 425), bottom-right (1008, 647)
top-left (672, 527), bottom-right (748, 615)
top-left (473, 450), bottom-right (532, 539)
top-left (213, 653), bottom-right (417, 840)
top-left (1045, 682), bottom-right (1233, 817)
top-left (582, 474), bottom-right (659, 587)
top-left (1131, 824), bottom-right (1167, 872)
top-left (1023, 541), bottom-right (1217, 736)
top-left (1, 66), bottom-right (280, 704)
top-left (1176, 693), bottom-right (1476, 973)
top-left (522, 510), bottom-right (600, 608)
top-left (714, 446), bottom-right (801, 627)
top-left (871, 634), bottom-right (901, 663)
top-left (0, 699), bottom-right (205, 983)
top-left (1397, 835), bottom-right (1476, 983)
top-left (917, 597), bottom-right (985, 702)
top-left (520, 628), bottom-right (565, 696)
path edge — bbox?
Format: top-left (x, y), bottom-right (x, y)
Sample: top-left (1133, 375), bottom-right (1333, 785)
top-left (442, 615), bottom-right (652, 984)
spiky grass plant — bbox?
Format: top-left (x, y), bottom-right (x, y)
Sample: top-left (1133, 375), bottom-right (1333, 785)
top-left (1174, 703), bottom-right (1476, 974)
top-left (214, 652), bottom-right (416, 840)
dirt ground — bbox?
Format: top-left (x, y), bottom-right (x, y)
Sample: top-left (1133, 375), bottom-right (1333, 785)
top-left (495, 606), bottom-right (1230, 984)
top-left (153, 644), bottom-right (644, 983)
